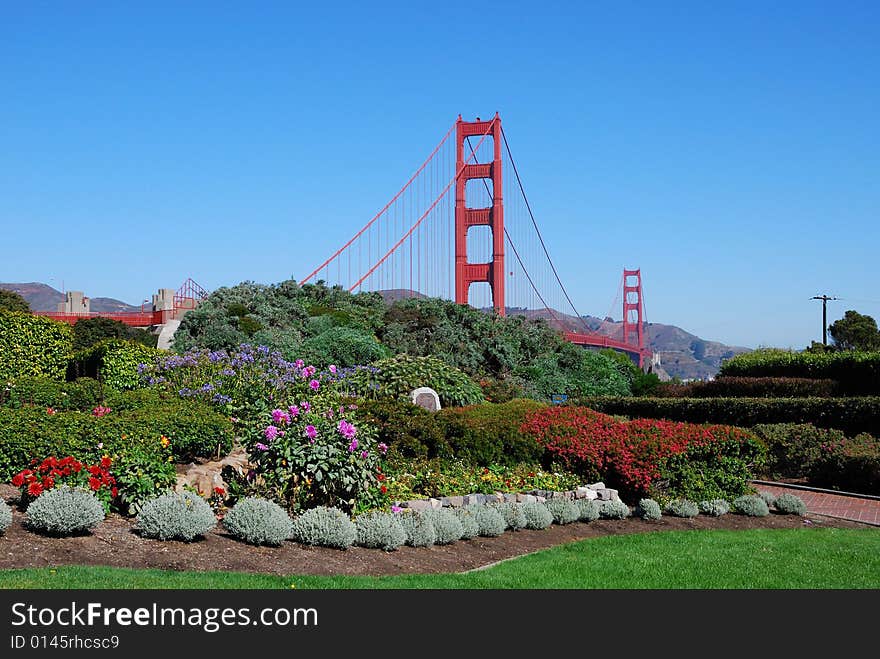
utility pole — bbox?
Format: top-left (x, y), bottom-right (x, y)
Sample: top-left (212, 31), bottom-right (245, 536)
top-left (811, 295), bottom-right (839, 345)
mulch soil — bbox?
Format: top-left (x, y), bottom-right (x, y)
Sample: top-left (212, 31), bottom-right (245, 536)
top-left (0, 485), bottom-right (875, 577)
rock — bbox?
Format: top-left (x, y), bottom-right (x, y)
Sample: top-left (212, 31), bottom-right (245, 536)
top-left (410, 387), bottom-right (441, 412)
top-left (536, 496), bottom-right (546, 503)
top-left (516, 493), bottom-right (537, 504)
top-left (462, 494), bottom-right (483, 506)
top-left (404, 499), bottom-right (434, 511)
top-left (580, 489), bottom-right (598, 501)
top-left (441, 496), bottom-right (464, 508)
top-left (503, 493), bottom-right (518, 503)
top-left (564, 490), bottom-right (577, 500)
top-left (594, 488), bottom-right (619, 501)
top-left (486, 493), bottom-right (504, 504)
top-left (576, 487), bottom-right (591, 499)
top-left (586, 482), bottom-right (606, 490)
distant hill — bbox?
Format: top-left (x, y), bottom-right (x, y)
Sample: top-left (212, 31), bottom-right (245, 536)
top-left (0, 283), bottom-right (139, 314)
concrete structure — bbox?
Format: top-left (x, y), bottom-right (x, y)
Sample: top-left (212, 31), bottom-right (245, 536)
top-left (56, 291), bottom-right (90, 314)
top-left (152, 288), bottom-right (176, 312)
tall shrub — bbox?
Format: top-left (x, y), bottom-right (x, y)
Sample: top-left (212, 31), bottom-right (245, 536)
top-left (0, 311), bottom-right (72, 381)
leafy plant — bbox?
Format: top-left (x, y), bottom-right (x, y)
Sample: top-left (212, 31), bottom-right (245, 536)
top-left (0, 377), bottom-right (103, 411)
top-left (576, 498), bottom-right (599, 522)
top-left (545, 499), bottom-right (580, 525)
top-left (664, 499), bottom-right (699, 518)
top-left (423, 508), bottom-right (464, 544)
top-left (635, 498), bottom-right (662, 520)
top-left (221, 497), bottom-right (293, 546)
top-left (453, 507), bottom-right (480, 539)
top-left (70, 340), bottom-right (165, 390)
top-left (394, 509), bottom-right (436, 547)
top-left (758, 491), bottom-right (777, 507)
top-left (0, 499), bottom-right (12, 534)
top-left (0, 310), bottom-right (72, 381)
top-left (25, 486), bottom-right (104, 536)
top-left (72, 317), bottom-right (157, 351)
top-left (463, 504), bottom-right (506, 537)
top-left (136, 491), bottom-right (217, 541)
top-left (290, 506), bottom-right (356, 549)
top-left (521, 501), bottom-right (553, 529)
top-left (598, 499), bottom-right (630, 519)
top-left (354, 511), bottom-right (407, 551)
top-left (698, 499), bottom-right (730, 516)
top-left (732, 495), bottom-right (769, 517)
top-left (491, 502), bottom-right (528, 531)
top-left (773, 493), bottom-right (807, 515)
top-left (11, 455), bottom-right (117, 513)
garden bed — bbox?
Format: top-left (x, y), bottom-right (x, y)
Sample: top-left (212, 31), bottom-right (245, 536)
top-left (0, 485), bottom-right (871, 577)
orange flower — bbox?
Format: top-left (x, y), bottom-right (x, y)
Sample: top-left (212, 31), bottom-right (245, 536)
top-left (160, 435), bottom-right (170, 448)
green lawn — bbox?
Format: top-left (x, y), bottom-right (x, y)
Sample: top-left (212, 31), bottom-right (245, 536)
top-left (2, 528), bottom-right (878, 589)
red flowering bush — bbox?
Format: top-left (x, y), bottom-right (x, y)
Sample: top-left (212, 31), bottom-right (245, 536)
top-left (11, 455), bottom-right (117, 513)
top-left (521, 406), bottom-right (766, 502)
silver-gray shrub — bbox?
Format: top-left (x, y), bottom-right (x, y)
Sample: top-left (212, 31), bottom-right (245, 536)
top-left (545, 499), bottom-right (580, 525)
top-left (491, 502), bottom-right (527, 531)
top-left (0, 500), bottom-right (11, 535)
top-left (290, 506), bottom-right (357, 549)
top-left (576, 498), bottom-right (599, 522)
top-left (464, 504), bottom-right (506, 537)
top-left (774, 493), bottom-right (807, 516)
top-left (598, 499), bottom-right (630, 519)
top-left (758, 491), bottom-right (777, 507)
top-left (25, 486), bottom-right (104, 537)
top-left (521, 501), bottom-right (553, 530)
top-left (424, 508), bottom-right (463, 544)
top-left (354, 511), bottom-right (407, 551)
top-left (699, 499), bottom-right (730, 517)
top-left (664, 499), bottom-right (699, 518)
top-left (453, 507), bottom-right (480, 539)
top-left (222, 497), bottom-right (293, 547)
top-left (732, 495), bottom-right (770, 517)
top-left (136, 491), bottom-right (216, 541)
top-left (636, 498), bottom-right (662, 521)
top-left (396, 509), bottom-right (436, 547)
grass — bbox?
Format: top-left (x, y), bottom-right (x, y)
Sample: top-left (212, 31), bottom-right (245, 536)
top-left (1, 528), bottom-right (878, 589)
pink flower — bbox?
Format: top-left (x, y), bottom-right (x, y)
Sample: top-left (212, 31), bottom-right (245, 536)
top-left (378, 442), bottom-right (388, 455)
top-left (309, 379), bottom-right (320, 391)
top-left (295, 359), bottom-right (304, 369)
top-left (264, 425), bottom-right (279, 441)
top-left (288, 404), bottom-right (299, 417)
top-left (391, 505), bottom-right (402, 513)
top-left (271, 409), bottom-right (291, 425)
top-left (360, 450), bottom-right (368, 459)
top-left (306, 365), bottom-right (317, 376)
top-left (300, 401), bottom-right (311, 413)
top-left (348, 438), bottom-right (359, 452)
top-left (255, 442), bottom-right (269, 451)
top-left (338, 420), bottom-right (357, 440)
top-left (305, 425), bottom-right (317, 440)
top-left (329, 364), bottom-right (337, 374)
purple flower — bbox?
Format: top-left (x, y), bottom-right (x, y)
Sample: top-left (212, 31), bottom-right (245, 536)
top-left (295, 359), bottom-right (304, 369)
top-left (264, 425), bottom-right (279, 441)
top-left (271, 409), bottom-right (291, 425)
top-left (288, 404), bottom-right (299, 417)
top-left (338, 420), bottom-right (357, 440)
top-left (378, 442), bottom-right (388, 455)
top-left (305, 425), bottom-right (317, 440)
top-left (329, 364), bottom-right (337, 374)
top-left (348, 438), bottom-right (359, 452)
top-left (391, 505), bottom-right (402, 513)
top-left (300, 401), bottom-right (311, 413)
top-left (309, 379), bottom-right (320, 391)
top-left (360, 450), bottom-right (368, 459)
top-left (255, 442), bottom-right (269, 451)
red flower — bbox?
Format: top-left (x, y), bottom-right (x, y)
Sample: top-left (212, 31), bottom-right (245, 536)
top-left (100, 456), bottom-right (112, 469)
top-left (42, 477), bottom-right (55, 489)
top-left (88, 477), bottom-right (101, 491)
top-left (88, 465), bottom-right (101, 476)
top-left (11, 473), bottom-right (25, 487)
top-left (46, 407), bottom-right (55, 415)
top-left (376, 473), bottom-right (386, 482)
top-left (213, 487), bottom-right (226, 496)
top-left (380, 485), bottom-right (388, 494)
top-left (111, 487), bottom-right (118, 498)
top-left (28, 482), bottom-right (43, 497)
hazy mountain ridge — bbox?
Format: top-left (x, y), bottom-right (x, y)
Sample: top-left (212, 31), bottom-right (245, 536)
top-left (0, 283), bottom-right (140, 314)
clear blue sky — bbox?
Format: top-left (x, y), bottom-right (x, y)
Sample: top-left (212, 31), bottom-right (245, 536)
top-left (2, 1), bottom-right (877, 349)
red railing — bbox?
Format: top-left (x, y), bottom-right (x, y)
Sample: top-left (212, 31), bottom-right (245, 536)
top-left (34, 310), bottom-right (170, 327)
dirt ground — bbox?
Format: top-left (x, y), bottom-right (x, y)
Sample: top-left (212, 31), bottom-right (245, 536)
top-left (0, 484), bottom-right (874, 576)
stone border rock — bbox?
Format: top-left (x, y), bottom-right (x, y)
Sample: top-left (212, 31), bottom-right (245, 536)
top-left (395, 482), bottom-right (619, 511)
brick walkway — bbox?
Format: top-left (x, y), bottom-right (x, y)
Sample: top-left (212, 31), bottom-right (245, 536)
top-left (754, 482), bottom-right (880, 526)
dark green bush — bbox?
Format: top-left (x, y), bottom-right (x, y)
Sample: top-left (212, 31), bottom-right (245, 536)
top-left (0, 310), bottom-right (72, 381)
top-left (355, 398), bottom-right (450, 459)
top-left (300, 326), bottom-right (390, 368)
top-left (751, 423), bottom-right (844, 480)
top-left (1, 377), bottom-right (103, 410)
top-left (436, 399), bottom-right (549, 466)
top-left (576, 396), bottom-right (880, 437)
top-left (69, 339), bottom-right (165, 390)
top-left (653, 377), bottom-right (839, 399)
top-left (720, 349), bottom-right (880, 395)
top-left (72, 317), bottom-right (157, 351)
top-left (808, 433), bottom-right (880, 495)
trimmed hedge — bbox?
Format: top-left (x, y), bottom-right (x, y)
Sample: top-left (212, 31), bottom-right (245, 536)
top-left (653, 377), bottom-right (839, 399)
top-left (576, 396), bottom-right (880, 437)
top-left (0, 310), bottom-right (72, 381)
top-left (1, 377), bottom-right (103, 410)
top-left (355, 398), bottom-right (450, 459)
top-left (68, 339), bottom-right (165, 390)
top-left (0, 402), bottom-right (233, 480)
top-left (720, 349), bottom-right (880, 395)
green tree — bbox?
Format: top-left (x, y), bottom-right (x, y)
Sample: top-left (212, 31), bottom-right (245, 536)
top-left (829, 310), bottom-right (880, 351)
top-left (72, 317), bottom-right (157, 351)
top-left (0, 289), bottom-right (30, 313)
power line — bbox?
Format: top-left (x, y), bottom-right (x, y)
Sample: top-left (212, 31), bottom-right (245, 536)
top-left (811, 294), bottom-right (839, 346)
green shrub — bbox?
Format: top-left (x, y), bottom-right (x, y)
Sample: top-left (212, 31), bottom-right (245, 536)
top-left (0, 310), bottom-right (72, 381)
top-left (423, 508), bottom-right (463, 544)
top-left (0, 289), bottom-right (29, 313)
top-left (698, 499), bottom-right (730, 516)
top-left (774, 493), bottom-right (807, 516)
top-left (136, 491), bottom-right (216, 541)
top-left (653, 377), bottom-right (839, 398)
top-left (752, 423), bottom-right (843, 481)
top-left (222, 497), bottom-right (293, 546)
top-left (636, 498), bottom-right (662, 520)
top-left (464, 504), bottom-right (506, 537)
top-left (598, 499), bottom-right (630, 519)
top-left (664, 499), bottom-right (699, 518)
top-left (354, 511), bottom-right (407, 551)
top-left (72, 317), bottom-right (157, 351)
top-left (453, 507), bottom-right (480, 539)
top-left (290, 506), bottom-right (356, 549)
top-left (521, 501), bottom-right (553, 530)
top-left (491, 502), bottom-right (528, 531)
top-left (732, 495), bottom-right (769, 517)
top-left (720, 349), bottom-right (880, 395)
top-left (576, 498), bottom-right (599, 522)
top-left (807, 433), bottom-right (880, 495)
top-left (0, 500), bottom-right (12, 534)
top-left (396, 509), bottom-right (436, 547)
top-left (0, 377), bottom-right (103, 411)
top-left (102, 387), bottom-right (182, 412)
top-left (545, 499), bottom-right (580, 525)
top-left (437, 399), bottom-right (548, 465)
top-left (576, 396), bottom-right (880, 437)
top-left (344, 354), bottom-right (484, 407)
top-left (758, 491), bottom-right (777, 507)
top-left (69, 339), bottom-right (165, 390)
top-left (356, 398), bottom-right (450, 459)
top-left (300, 327), bottom-right (390, 368)
top-left (25, 486), bottom-right (104, 536)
